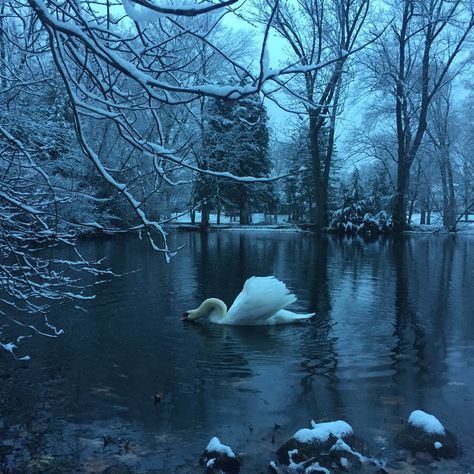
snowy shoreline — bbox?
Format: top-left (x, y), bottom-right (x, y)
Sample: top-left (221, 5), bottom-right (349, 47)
top-left (168, 223), bottom-right (307, 233)
top-left (166, 221), bottom-right (474, 235)
top-left (71, 209), bottom-right (474, 238)
top-left (164, 211), bottom-right (474, 235)
top-left (73, 221), bottom-right (474, 239)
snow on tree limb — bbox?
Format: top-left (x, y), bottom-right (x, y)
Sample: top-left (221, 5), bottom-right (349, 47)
top-left (126, 0), bottom-right (241, 18)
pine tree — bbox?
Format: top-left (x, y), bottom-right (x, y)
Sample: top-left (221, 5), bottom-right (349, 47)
top-left (205, 89), bottom-right (271, 224)
top-left (349, 167), bottom-right (364, 203)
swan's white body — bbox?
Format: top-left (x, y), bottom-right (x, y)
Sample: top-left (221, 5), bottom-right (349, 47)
top-left (184, 276), bottom-right (315, 326)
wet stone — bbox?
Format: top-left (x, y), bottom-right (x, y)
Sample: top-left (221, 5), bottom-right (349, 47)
top-left (277, 433), bottom-right (366, 467)
top-left (395, 424), bottom-right (459, 459)
top-left (200, 449), bottom-right (241, 473)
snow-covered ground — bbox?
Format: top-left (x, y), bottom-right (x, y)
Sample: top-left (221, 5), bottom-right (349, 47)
top-left (170, 212), bottom-right (290, 225)
top-left (408, 213), bottom-right (474, 234)
top-left (168, 211), bottom-right (474, 234)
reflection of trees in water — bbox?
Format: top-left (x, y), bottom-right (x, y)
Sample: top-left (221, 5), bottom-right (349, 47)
top-left (296, 236), bottom-right (397, 415)
top-left (428, 237), bottom-right (452, 384)
top-left (309, 236), bottom-right (332, 317)
top-left (298, 333), bottom-right (341, 419)
top-left (389, 236), bottom-right (455, 417)
top-left (332, 234), bottom-right (391, 287)
top-left (291, 236), bottom-right (342, 418)
top-left (190, 323), bottom-right (253, 380)
top-left (454, 238), bottom-right (474, 339)
top-left (191, 232), bottom-right (282, 306)
top-left (390, 237), bottom-right (427, 412)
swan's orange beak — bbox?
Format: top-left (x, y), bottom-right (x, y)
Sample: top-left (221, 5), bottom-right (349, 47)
top-left (181, 312), bottom-right (189, 321)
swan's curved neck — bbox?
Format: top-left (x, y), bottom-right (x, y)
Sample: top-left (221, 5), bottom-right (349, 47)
top-left (192, 298), bottom-right (227, 320)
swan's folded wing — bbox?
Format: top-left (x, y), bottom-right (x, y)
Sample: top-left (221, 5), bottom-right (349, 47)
top-left (226, 276), bottom-right (297, 325)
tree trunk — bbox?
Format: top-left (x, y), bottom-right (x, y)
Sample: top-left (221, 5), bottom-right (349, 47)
top-left (239, 205), bottom-right (250, 225)
top-left (393, 160), bottom-right (410, 232)
top-left (200, 200), bottom-right (210, 228)
top-left (309, 114), bottom-right (329, 230)
top-left (440, 158), bottom-right (449, 225)
top-left (408, 161), bottom-right (421, 225)
top-left (464, 161), bottom-right (469, 222)
top-left (408, 193), bottom-right (416, 225)
top-left (446, 154), bottom-right (456, 231)
top-left (216, 202), bottom-right (221, 225)
top-left (0, 7), bottom-right (6, 92)
top-left (316, 187), bottom-right (328, 230)
top-left (238, 187), bottom-right (250, 225)
top-left (420, 208), bottom-right (426, 225)
top-left (439, 150), bottom-right (456, 231)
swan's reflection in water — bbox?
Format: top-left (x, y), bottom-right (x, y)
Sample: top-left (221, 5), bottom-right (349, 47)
top-left (1, 232), bottom-right (474, 472)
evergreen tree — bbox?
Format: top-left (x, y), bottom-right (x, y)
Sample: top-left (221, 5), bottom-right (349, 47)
top-left (328, 165), bottom-right (393, 235)
top-left (283, 127), bottom-right (313, 222)
top-left (368, 163), bottom-right (392, 213)
top-left (205, 90), bottom-right (271, 224)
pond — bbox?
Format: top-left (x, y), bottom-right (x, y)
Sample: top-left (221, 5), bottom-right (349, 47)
top-left (1, 231), bottom-right (473, 473)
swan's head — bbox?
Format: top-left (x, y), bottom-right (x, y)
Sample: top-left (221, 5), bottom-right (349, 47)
top-left (181, 309), bottom-right (199, 321)
top-left (181, 298), bottom-right (227, 322)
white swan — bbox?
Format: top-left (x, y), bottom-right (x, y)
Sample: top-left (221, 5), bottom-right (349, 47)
top-left (182, 276), bottom-right (315, 325)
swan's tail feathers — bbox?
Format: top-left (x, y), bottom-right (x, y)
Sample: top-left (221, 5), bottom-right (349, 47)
top-left (293, 312), bottom-right (316, 320)
top-left (271, 309), bottom-right (316, 324)
top-left (227, 276), bottom-right (308, 325)
top-left (247, 276), bottom-right (296, 303)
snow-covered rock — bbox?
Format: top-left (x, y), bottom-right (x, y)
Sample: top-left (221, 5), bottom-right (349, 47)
top-left (293, 420), bottom-right (353, 444)
top-left (200, 436), bottom-right (240, 473)
top-left (205, 436), bottom-right (235, 458)
top-left (276, 419), bottom-right (368, 470)
top-left (396, 410), bottom-right (459, 458)
top-left (408, 410), bottom-right (446, 435)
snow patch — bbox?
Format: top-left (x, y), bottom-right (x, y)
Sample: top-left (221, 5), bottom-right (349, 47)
top-left (340, 456), bottom-right (349, 468)
top-left (262, 43), bottom-right (271, 77)
top-left (205, 436), bottom-right (235, 458)
top-left (434, 441), bottom-right (443, 449)
top-left (304, 462), bottom-right (330, 473)
top-left (293, 420), bottom-right (353, 444)
top-left (122, 0), bottom-right (160, 23)
top-left (1, 342), bottom-right (16, 353)
top-left (408, 410), bottom-right (446, 435)
top-left (330, 438), bottom-right (367, 462)
top-left (0, 342), bottom-right (30, 361)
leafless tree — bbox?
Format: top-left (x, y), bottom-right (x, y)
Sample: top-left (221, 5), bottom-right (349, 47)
top-left (366, 0), bottom-right (474, 231)
top-left (426, 85), bottom-right (457, 230)
top-left (253, 0), bottom-right (371, 228)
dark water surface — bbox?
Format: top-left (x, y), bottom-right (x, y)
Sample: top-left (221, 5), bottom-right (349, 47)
top-left (1, 232), bottom-right (473, 473)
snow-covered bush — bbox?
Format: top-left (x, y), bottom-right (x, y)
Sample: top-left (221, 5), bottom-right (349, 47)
top-left (328, 198), bottom-right (392, 234)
